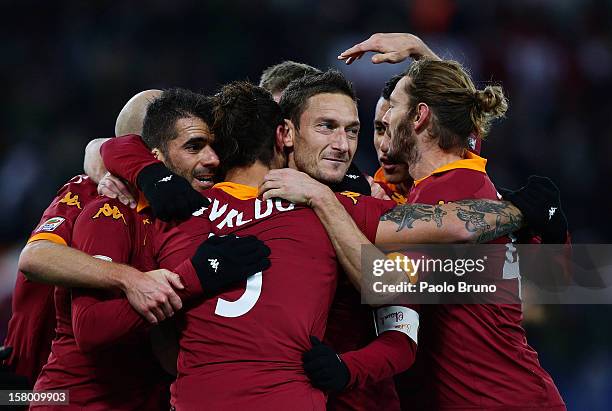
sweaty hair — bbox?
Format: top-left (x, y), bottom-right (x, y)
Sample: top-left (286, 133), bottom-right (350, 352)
top-left (381, 73), bottom-right (403, 101)
top-left (212, 81), bottom-right (284, 179)
top-left (403, 59), bottom-right (508, 150)
top-left (279, 69), bottom-right (357, 129)
top-left (141, 88), bottom-right (213, 155)
top-left (259, 61), bottom-right (321, 95)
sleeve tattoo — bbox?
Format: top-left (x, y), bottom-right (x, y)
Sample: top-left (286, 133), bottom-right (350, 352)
top-left (380, 200), bottom-right (523, 242)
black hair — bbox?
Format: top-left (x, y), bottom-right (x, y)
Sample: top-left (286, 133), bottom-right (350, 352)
top-left (141, 88), bottom-right (213, 154)
top-left (279, 69), bottom-right (357, 128)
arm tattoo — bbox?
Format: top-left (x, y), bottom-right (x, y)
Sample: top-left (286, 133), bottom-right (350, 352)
top-left (454, 199), bottom-right (523, 242)
top-left (380, 204), bottom-right (447, 232)
top-left (380, 199), bottom-right (523, 242)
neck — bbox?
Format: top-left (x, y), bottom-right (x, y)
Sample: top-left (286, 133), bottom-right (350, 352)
top-left (410, 146), bottom-right (463, 181)
top-left (224, 161), bottom-right (271, 187)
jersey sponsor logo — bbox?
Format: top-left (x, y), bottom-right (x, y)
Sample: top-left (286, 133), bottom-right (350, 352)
top-left (36, 217), bottom-right (66, 233)
top-left (340, 191), bottom-right (361, 205)
top-left (58, 191), bottom-right (82, 209)
top-left (142, 218), bottom-right (151, 225)
top-left (548, 206), bottom-right (557, 220)
top-left (374, 305), bottom-right (419, 344)
top-left (158, 175), bottom-right (173, 183)
top-left (93, 203), bottom-right (127, 225)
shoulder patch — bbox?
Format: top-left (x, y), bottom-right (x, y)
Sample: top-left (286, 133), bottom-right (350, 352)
top-left (58, 191), bottom-right (82, 209)
top-left (36, 217), bottom-right (66, 233)
top-left (93, 203), bottom-right (127, 225)
top-left (340, 191), bottom-right (361, 205)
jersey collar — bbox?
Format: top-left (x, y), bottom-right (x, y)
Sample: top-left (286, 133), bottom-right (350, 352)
top-left (136, 192), bottom-right (150, 213)
top-left (413, 152), bottom-right (488, 187)
top-left (213, 182), bottom-right (258, 200)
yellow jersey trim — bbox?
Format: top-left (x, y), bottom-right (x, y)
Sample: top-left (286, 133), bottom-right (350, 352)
top-left (213, 182), bottom-right (258, 200)
top-left (27, 233), bottom-right (67, 246)
top-left (413, 152), bottom-right (487, 187)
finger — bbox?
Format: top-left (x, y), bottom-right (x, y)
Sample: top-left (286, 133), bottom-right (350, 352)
top-left (338, 42), bottom-right (368, 58)
top-left (371, 52), bottom-right (403, 64)
top-left (98, 181), bottom-right (118, 199)
top-left (258, 180), bottom-right (282, 197)
top-left (240, 246), bottom-right (272, 265)
top-left (150, 306), bottom-right (165, 323)
top-left (143, 311), bottom-right (158, 324)
top-left (104, 178), bottom-right (129, 202)
top-left (165, 272), bottom-right (185, 290)
top-left (261, 188), bottom-right (286, 201)
top-left (244, 259), bottom-right (271, 275)
top-left (167, 290), bottom-right (183, 311)
top-left (107, 176), bottom-right (136, 204)
top-left (159, 298), bottom-right (175, 319)
top-left (103, 178), bottom-right (134, 206)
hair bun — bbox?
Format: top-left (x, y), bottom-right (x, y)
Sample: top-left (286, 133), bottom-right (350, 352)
top-left (474, 86), bottom-right (508, 117)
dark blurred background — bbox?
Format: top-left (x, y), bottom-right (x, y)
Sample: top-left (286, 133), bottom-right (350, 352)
top-left (1, 0), bottom-right (610, 409)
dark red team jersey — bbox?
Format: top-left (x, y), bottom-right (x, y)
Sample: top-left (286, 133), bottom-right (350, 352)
top-left (397, 152), bottom-right (565, 410)
top-left (32, 197), bottom-right (169, 411)
top-left (168, 183), bottom-right (392, 411)
top-left (3, 174), bottom-right (98, 385)
top-left (99, 135), bottom-right (417, 410)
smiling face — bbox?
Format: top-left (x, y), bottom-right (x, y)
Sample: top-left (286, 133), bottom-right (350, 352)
top-left (159, 116), bottom-right (219, 191)
top-left (288, 93), bottom-right (359, 184)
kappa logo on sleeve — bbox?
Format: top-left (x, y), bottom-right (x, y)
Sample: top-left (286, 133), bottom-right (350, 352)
top-left (58, 191), bottom-right (82, 209)
top-left (36, 217), bottom-right (66, 233)
top-left (93, 203), bottom-right (127, 225)
top-left (340, 191), bottom-right (361, 205)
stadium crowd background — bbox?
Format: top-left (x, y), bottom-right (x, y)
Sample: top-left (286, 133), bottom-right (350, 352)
top-left (0, 0), bottom-right (610, 409)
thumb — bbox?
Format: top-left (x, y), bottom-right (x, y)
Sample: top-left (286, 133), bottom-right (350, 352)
top-left (372, 52), bottom-right (402, 64)
top-left (165, 272), bottom-right (185, 290)
top-left (309, 336), bottom-right (322, 346)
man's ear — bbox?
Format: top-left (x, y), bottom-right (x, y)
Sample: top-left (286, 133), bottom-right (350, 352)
top-left (275, 123), bottom-right (288, 151)
top-left (282, 119), bottom-right (296, 149)
top-left (152, 148), bottom-right (165, 162)
top-left (413, 103), bottom-right (431, 133)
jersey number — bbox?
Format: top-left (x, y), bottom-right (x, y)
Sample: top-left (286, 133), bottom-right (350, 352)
top-left (211, 234), bottom-right (264, 318)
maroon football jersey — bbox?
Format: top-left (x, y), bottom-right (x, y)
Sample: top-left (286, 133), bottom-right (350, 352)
top-left (3, 175), bottom-right (98, 385)
top-left (32, 198), bottom-right (168, 411)
top-left (397, 153), bottom-right (565, 410)
top-left (169, 183), bottom-right (389, 411)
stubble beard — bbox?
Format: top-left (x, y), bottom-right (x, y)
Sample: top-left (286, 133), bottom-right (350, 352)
top-left (387, 116), bottom-right (420, 169)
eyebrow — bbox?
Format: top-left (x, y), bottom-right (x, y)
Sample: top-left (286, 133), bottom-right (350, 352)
top-left (315, 117), bottom-right (360, 127)
top-left (182, 136), bottom-right (211, 147)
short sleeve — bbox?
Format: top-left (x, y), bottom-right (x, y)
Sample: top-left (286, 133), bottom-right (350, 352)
top-left (335, 192), bottom-right (396, 243)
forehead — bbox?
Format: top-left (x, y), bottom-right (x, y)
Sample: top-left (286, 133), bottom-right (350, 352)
top-left (390, 76), bottom-right (410, 103)
top-left (172, 116), bottom-right (212, 142)
top-left (374, 97), bottom-right (390, 119)
top-left (301, 93), bottom-right (358, 123)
